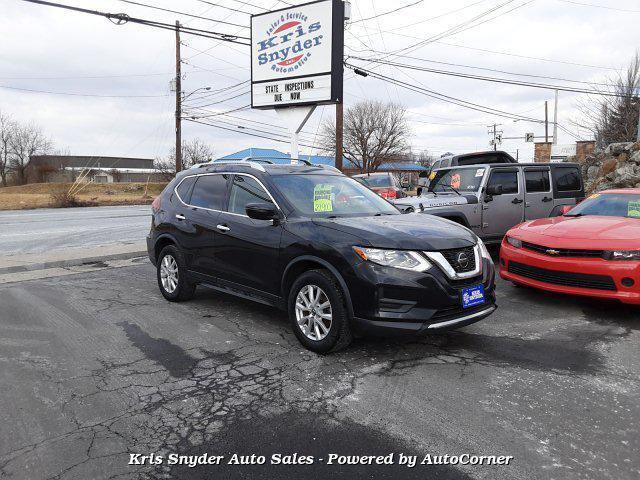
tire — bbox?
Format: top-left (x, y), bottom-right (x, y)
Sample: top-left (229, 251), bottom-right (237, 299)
top-left (287, 269), bottom-right (352, 354)
top-left (156, 245), bottom-right (196, 302)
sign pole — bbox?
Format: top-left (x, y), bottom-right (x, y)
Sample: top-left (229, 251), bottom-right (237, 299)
top-left (335, 102), bottom-right (343, 171)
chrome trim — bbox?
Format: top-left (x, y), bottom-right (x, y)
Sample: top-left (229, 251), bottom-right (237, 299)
top-left (173, 172), bottom-right (283, 219)
top-left (427, 306), bottom-right (496, 329)
top-left (423, 244), bottom-right (482, 280)
top-left (216, 224), bottom-right (230, 232)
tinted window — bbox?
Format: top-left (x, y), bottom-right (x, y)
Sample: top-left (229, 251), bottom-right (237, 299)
top-left (555, 167), bottom-right (581, 192)
top-left (190, 174), bottom-right (228, 210)
top-left (228, 175), bottom-right (273, 215)
top-left (176, 176), bottom-right (196, 203)
top-left (488, 170), bottom-right (518, 194)
top-left (525, 170), bottom-right (550, 193)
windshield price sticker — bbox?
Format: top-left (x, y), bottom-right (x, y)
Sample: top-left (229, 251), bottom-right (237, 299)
top-left (451, 174), bottom-right (461, 190)
top-left (429, 172), bottom-right (437, 181)
top-left (628, 200), bottom-right (640, 218)
top-left (475, 168), bottom-right (484, 177)
top-left (314, 184), bottom-right (333, 212)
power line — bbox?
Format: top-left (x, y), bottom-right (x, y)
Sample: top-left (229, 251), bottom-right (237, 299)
top-left (114, 0), bottom-right (249, 29)
top-left (18, 0), bottom-right (250, 44)
top-left (350, 0), bottom-right (424, 24)
top-left (0, 84), bottom-right (169, 97)
top-left (348, 56), bottom-right (634, 97)
top-left (556, 0), bottom-right (640, 13)
top-left (192, 0), bottom-right (255, 16)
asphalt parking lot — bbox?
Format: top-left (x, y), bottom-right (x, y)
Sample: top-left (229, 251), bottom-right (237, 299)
top-left (0, 259), bottom-right (638, 480)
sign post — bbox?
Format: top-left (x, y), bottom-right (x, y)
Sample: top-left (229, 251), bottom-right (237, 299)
top-left (250, 0), bottom-right (344, 163)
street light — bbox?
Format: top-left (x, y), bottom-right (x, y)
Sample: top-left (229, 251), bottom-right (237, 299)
top-left (183, 86), bottom-right (211, 100)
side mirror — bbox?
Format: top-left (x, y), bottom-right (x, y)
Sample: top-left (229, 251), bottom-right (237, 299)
top-left (558, 205), bottom-right (573, 215)
top-left (246, 202), bottom-right (279, 221)
top-left (485, 184), bottom-right (504, 196)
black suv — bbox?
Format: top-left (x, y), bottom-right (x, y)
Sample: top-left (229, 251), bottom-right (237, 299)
top-left (147, 159), bottom-right (497, 353)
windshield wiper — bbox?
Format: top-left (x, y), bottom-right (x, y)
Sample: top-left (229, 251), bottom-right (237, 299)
top-left (442, 184), bottom-right (461, 195)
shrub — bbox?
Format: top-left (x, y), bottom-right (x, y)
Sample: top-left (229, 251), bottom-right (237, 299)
top-left (50, 191), bottom-right (85, 208)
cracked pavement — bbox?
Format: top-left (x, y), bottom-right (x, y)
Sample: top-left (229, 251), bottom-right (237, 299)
top-left (0, 262), bottom-right (638, 479)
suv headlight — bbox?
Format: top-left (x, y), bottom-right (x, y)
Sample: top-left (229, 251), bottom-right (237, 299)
top-left (604, 250), bottom-right (640, 261)
top-left (506, 236), bottom-right (522, 249)
top-left (477, 237), bottom-right (491, 259)
top-left (353, 247), bottom-right (431, 272)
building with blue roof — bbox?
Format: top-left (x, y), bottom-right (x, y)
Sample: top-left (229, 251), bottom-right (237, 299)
top-left (219, 148), bottom-right (427, 173)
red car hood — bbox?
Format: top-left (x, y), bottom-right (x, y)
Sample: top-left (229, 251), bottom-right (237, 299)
top-left (509, 215), bottom-right (640, 250)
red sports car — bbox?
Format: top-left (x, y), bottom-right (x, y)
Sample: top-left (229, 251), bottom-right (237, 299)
top-left (500, 189), bottom-right (640, 305)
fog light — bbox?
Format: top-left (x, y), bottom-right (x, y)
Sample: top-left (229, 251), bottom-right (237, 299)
top-left (621, 277), bottom-right (635, 287)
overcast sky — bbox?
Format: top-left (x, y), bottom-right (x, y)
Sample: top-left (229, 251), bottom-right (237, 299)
top-left (1, 0), bottom-right (639, 162)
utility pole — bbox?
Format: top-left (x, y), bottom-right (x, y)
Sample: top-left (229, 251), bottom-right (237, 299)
top-left (553, 90), bottom-right (558, 145)
top-left (544, 101), bottom-right (549, 143)
top-left (175, 21), bottom-right (182, 173)
top-left (335, 103), bottom-right (343, 171)
top-left (487, 123), bottom-right (502, 151)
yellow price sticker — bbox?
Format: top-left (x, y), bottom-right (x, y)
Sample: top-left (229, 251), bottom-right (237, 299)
top-left (429, 172), bottom-right (436, 181)
top-left (588, 193), bottom-right (600, 199)
top-left (313, 184), bottom-right (333, 213)
top-left (628, 200), bottom-right (640, 218)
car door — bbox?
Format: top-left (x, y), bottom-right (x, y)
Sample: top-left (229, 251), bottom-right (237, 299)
top-left (524, 167), bottom-right (553, 220)
top-left (213, 173), bottom-right (283, 296)
top-left (481, 168), bottom-right (524, 237)
top-left (180, 173), bottom-right (230, 275)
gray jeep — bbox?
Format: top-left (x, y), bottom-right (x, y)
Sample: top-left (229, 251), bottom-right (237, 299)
top-left (394, 162), bottom-right (585, 243)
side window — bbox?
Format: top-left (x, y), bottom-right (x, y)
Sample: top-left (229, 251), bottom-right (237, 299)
top-left (228, 175), bottom-right (273, 215)
top-left (431, 160), bottom-right (441, 171)
top-left (555, 167), bottom-right (581, 192)
top-left (190, 174), bottom-right (228, 210)
top-left (488, 170), bottom-right (518, 194)
top-left (525, 170), bottom-right (550, 193)
top-left (176, 176), bottom-right (196, 203)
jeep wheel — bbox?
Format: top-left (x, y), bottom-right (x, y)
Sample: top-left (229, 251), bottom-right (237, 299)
top-left (288, 270), bottom-right (352, 353)
top-left (157, 245), bottom-right (196, 302)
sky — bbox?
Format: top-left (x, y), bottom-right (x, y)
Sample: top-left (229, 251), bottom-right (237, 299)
top-left (0, 0), bottom-right (639, 163)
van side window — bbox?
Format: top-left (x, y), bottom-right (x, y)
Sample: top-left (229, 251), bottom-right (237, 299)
top-left (190, 174), bottom-right (228, 210)
top-left (554, 167), bottom-right (581, 192)
top-left (525, 170), bottom-right (550, 193)
top-left (488, 170), bottom-right (518, 194)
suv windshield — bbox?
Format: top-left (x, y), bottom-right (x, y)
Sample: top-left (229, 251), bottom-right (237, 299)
top-left (354, 174), bottom-right (392, 188)
top-left (565, 193), bottom-right (640, 219)
top-left (272, 174), bottom-right (400, 218)
top-left (429, 167), bottom-right (485, 193)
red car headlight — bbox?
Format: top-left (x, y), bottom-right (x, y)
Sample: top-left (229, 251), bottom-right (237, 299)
top-left (603, 250), bottom-right (640, 261)
top-left (506, 236), bottom-right (522, 249)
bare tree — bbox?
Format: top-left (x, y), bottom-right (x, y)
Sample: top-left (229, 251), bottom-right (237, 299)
top-left (322, 100), bottom-right (411, 173)
top-left (9, 123), bottom-right (52, 184)
top-left (168, 138), bottom-right (216, 170)
top-left (0, 112), bottom-right (14, 187)
top-left (574, 52), bottom-right (640, 148)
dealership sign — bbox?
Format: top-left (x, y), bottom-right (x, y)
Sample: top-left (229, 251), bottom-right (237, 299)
top-left (250, 0), bottom-right (344, 109)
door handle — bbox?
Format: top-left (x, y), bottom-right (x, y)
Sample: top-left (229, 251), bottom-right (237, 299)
top-left (175, 214), bottom-right (186, 220)
top-left (542, 196), bottom-right (552, 202)
top-left (511, 198), bottom-right (523, 204)
top-left (216, 224), bottom-right (230, 232)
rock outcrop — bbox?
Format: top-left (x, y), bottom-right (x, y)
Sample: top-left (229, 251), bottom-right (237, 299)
top-left (581, 142), bottom-right (640, 193)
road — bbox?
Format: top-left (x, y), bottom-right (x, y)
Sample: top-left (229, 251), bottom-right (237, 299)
top-left (0, 205), bottom-right (151, 255)
top-left (0, 262), bottom-right (638, 479)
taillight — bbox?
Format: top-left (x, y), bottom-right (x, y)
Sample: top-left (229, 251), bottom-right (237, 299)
top-left (151, 196), bottom-right (161, 213)
top-left (379, 188), bottom-right (397, 199)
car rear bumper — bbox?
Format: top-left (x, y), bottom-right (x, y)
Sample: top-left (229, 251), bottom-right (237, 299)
top-left (499, 240), bottom-right (640, 305)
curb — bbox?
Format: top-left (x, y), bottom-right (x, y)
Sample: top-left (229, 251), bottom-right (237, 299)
top-left (0, 250), bottom-right (149, 275)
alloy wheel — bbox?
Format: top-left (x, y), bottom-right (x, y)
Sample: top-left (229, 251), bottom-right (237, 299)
top-left (295, 284), bottom-right (332, 341)
top-left (160, 254), bottom-right (179, 293)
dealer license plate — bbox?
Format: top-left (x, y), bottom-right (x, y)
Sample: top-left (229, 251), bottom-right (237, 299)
top-left (461, 285), bottom-right (485, 309)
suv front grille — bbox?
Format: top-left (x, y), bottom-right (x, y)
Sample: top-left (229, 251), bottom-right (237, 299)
top-left (522, 241), bottom-right (604, 258)
top-left (508, 261), bottom-right (616, 291)
top-left (440, 247), bottom-right (476, 273)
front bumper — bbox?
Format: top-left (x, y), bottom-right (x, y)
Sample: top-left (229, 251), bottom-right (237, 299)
top-left (500, 240), bottom-right (640, 305)
top-left (345, 255), bottom-right (497, 335)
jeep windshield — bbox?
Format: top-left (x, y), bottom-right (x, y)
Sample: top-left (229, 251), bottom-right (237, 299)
top-left (272, 174), bottom-right (400, 218)
top-left (429, 167), bottom-right (485, 194)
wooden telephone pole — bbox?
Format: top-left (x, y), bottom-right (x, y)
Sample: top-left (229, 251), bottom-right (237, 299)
top-left (175, 21), bottom-right (182, 173)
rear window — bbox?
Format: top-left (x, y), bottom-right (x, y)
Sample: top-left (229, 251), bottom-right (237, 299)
top-left (554, 167), bottom-right (581, 192)
top-left (354, 174), bottom-right (392, 188)
top-left (190, 174), bottom-right (228, 210)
